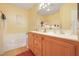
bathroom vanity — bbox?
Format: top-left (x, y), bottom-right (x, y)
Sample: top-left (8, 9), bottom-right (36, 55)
top-left (28, 31), bottom-right (79, 56)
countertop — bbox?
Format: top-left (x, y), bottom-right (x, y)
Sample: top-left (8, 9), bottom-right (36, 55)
top-left (30, 31), bottom-right (78, 41)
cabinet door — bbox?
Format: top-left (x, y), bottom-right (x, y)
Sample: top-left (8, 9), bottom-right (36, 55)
top-left (28, 33), bottom-right (34, 52)
top-left (33, 34), bottom-right (42, 56)
top-left (43, 37), bottom-right (76, 56)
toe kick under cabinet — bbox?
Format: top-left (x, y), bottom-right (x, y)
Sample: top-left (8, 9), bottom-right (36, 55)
top-left (28, 32), bottom-right (79, 56)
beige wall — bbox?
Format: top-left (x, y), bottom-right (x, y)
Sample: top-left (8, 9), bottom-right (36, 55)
top-left (27, 4), bottom-right (46, 32)
top-left (0, 4), bottom-right (28, 33)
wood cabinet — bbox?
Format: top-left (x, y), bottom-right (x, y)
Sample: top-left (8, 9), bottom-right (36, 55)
top-left (28, 32), bottom-right (79, 56)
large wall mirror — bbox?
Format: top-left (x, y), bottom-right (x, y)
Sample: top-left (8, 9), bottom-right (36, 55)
top-left (36, 3), bottom-right (78, 35)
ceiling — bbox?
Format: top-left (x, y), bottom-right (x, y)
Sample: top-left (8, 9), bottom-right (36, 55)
top-left (11, 3), bottom-right (62, 15)
top-left (12, 3), bottom-right (34, 9)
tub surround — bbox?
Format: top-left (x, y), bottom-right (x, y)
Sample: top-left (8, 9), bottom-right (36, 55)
top-left (2, 33), bottom-right (27, 52)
